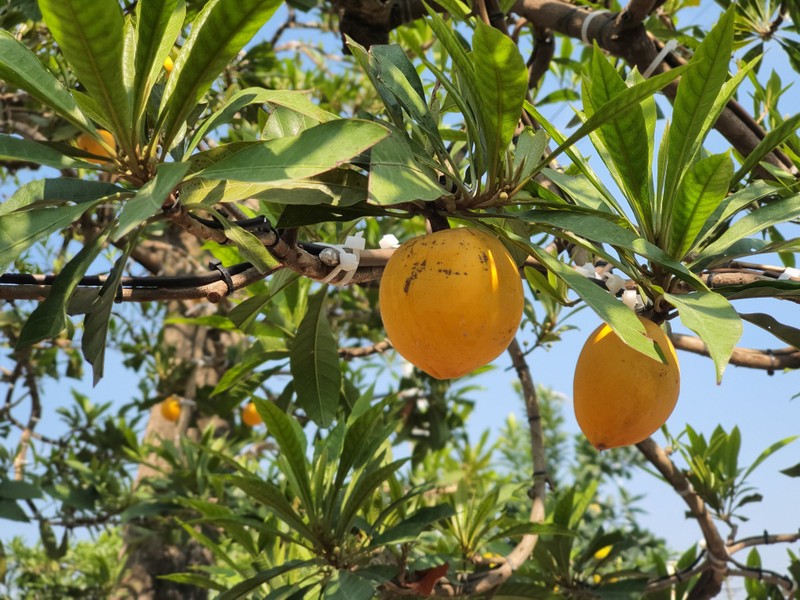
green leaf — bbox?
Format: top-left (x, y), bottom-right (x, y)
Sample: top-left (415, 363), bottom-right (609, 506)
top-left (252, 399), bottom-right (314, 511)
top-left (780, 462), bottom-right (800, 478)
top-left (38, 0), bottom-right (132, 150)
top-left (324, 570), bottom-right (376, 600)
top-left (82, 236), bottom-right (139, 385)
top-left (527, 64), bottom-right (690, 178)
top-left (290, 288), bottom-right (342, 428)
top-left (669, 152), bottom-right (733, 259)
top-left (663, 291), bottom-right (742, 383)
top-left (369, 130), bottom-right (443, 204)
top-left (739, 313), bottom-right (800, 348)
top-left (217, 214), bottom-right (278, 273)
top-left (0, 178), bottom-right (123, 216)
top-left (226, 475), bottom-right (316, 542)
top-left (17, 228), bottom-right (110, 348)
top-left (217, 561), bottom-right (314, 600)
top-left (472, 21), bottom-right (528, 180)
top-left (0, 481), bottom-right (43, 500)
top-left (228, 269), bottom-right (300, 332)
top-left (114, 162), bottom-right (189, 241)
top-left (195, 119), bottom-right (387, 183)
top-left (159, 573), bottom-right (226, 592)
top-left (157, 0), bottom-right (284, 150)
top-left (506, 237), bottom-right (661, 361)
top-left (187, 88), bottom-right (336, 154)
top-left (132, 0), bottom-right (185, 129)
top-left (582, 45), bottom-right (653, 234)
top-left (691, 192), bottom-right (800, 270)
top-left (0, 135), bottom-right (95, 170)
top-left (661, 7), bottom-right (734, 222)
top-left (336, 458), bottom-right (408, 538)
top-left (369, 45), bottom-right (444, 151)
top-left (743, 436), bottom-right (798, 480)
top-left (371, 504), bottom-right (455, 546)
top-left (0, 31), bottom-right (93, 131)
top-left (733, 113), bottom-right (800, 183)
top-left (513, 128), bottom-right (547, 184)
top-left (0, 500), bottom-right (29, 523)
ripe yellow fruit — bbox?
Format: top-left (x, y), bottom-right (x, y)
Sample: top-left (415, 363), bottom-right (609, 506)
top-left (379, 228), bottom-right (523, 379)
top-left (573, 317), bottom-right (680, 450)
top-left (75, 129), bottom-right (116, 164)
top-left (593, 545), bottom-right (613, 560)
top-left (164, 56), bottom-right (174, 75)
top-left (160, 396), bottom-right (181, 422)
top-left (242, 402), bottom-right (262, 427)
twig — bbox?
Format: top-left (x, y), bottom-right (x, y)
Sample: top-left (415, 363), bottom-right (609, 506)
top-left (338, 340), bottom-right (392, 359)
top-left (727, 531), bottom-right (800, 555)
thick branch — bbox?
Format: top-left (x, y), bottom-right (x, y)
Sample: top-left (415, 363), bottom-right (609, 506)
top-left (636, 437), bottom-right (728, 599)
top-left (670, 333), bottom-right (800, 371)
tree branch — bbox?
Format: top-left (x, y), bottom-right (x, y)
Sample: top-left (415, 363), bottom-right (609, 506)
top-left (636, 437), bottom-right (729, 599)
top-left (670, 333), bottom-right (800, 371)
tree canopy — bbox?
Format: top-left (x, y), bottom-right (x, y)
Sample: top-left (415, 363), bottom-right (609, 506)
top-left (0, 0), bottom-right (799, 598)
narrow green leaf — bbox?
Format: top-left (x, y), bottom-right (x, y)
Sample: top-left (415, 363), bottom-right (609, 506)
top-left (371, 505), bottom-right (455, 546)
top-left (218, 215), bottom-right (278, 273)
top-left (507, 236), bottom-right (661, 361)
top-left (669, 152), bottom-right (733, 259)
top-left (227, 269), bottom-right (299, 332)
top-left (188, 88), bottom-right (336, 154)
top-left (17, 228), bottom-right (110, 348)
top-left (0, 135), bottom-right (94, 170)
top-left (0, 481), bottom-right (43, 500)
top-left (252, 399), bottom-right (314, 511)
top-left (780, 462), bottom-right (800, 478)
top-left (132, 0), bottom-right (185, 129)
top-left (691, 192), bottom-right (800, 269)
top-left (290, 289), bottom-right (342, 428)
top-left (157, 0), bottom-right (284, 150)
top-left (583, 45), bottom-right (653, 233)
top-left (743, 436), bottom-right (798, 480)
top-left (195, 120), bottom-right (387, 183)
top-left (336, 458), bottom-right (408, 538)
top-left (530, 64), bottom-right (690, 175)
top-left (663, 291), bottom-right (742, 383)
top-left (694, 180), bottom-right (779, 249)
top-left (739, 313), bottom-right (800, 348)
top-left (513, 128), bottom-right (547, 184)
top-left (225, 475), bottom-right (316, 542)
top-left (0, 31), bottom-right (93, 131)
top-left (114, 162), bottom-right (189, 241)
top-left (541, 168), bottom-right (612, 212)
top-left (0, 178), bottom-right (123, 216)
top-left (82, 236), bottom-right (139, 385)
top-left (38, 0), bottom-right (132, 150)
top-left (369, 131), bottom-right (443, 204)
top-left (324, 570), bottom-right (376, 600)
top-left (472, 21), bottom-right (528, 180)
top-left (733, 113), bottom-right (800, 183)
top-left (0, 501), bottom-right (29, 523)
top-left (0, 197), bottom-right (111, 273)
top-left (217, 561), bottom-right (314, 600)
top-left (159, 573), bottom-right (226, 592)
top-left (662, 7), bottom-right (734, 219)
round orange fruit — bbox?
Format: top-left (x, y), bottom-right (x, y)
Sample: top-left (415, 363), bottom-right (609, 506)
top-left (75, 129), bottom-right (116, 164)
top-left (379, 228), bottom-right (523, 379)
top-left (573, 316), bottom-right (680, 450)
top-left (242, 402), bottom-right (262, 427)
top-left (160, 396), bottom-right (181, 422)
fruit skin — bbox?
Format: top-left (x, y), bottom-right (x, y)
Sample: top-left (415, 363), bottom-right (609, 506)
top-left (75, 129), bottom-right (116, 164)
top-left (160, 396), bottom-right (181, 422)
top-left (573, 316), bottom-right (680, 450)
top-left (379, 228), bottom-right (524, 380)
top-left (242, 402), bottom-right (262, 427)
top-left (164, 56), bottom-right (174, 75)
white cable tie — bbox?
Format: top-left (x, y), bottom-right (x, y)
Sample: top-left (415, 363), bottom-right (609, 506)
top-left (575, 264), bottom-right (596, 278)
top-left (506, 555), bottom-right (518, 571)
top-left (643, 39), bottom-right (678, 78)
top-left (778, 266), bottom-right (800, 280)
top-left (676, 481), bottom-right (694, 497)
top-left (622, 289), bottom-right (638, 310)
top-left (379, 234), bottom-right (400, 249)
top-left (570, 246), bottom-right (591, 266)
top-left (604, 273), bottom-right (625, 295)
top-left (319, 232), bottom-right (364, 287)
top-left (581, 10), bottom-right (610, 46)
top-left (178, 397), bottom-right (196, 408)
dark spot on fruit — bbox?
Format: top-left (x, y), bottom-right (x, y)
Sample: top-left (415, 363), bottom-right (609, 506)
top-left (403, 259), bottom-right (427, 293)
top-left (479, 252), bottom-right (488, 264)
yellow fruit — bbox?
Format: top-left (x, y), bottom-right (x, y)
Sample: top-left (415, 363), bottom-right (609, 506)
top-left (593, 545), bottom-right (613, 560)
top-left (164, 56), bottom-right (174, 75)
top-left (75, 129), bottom-right (116, 164)
top-left (573, 316), bottom-right (680, 450)
top-left (242, 402), bottom-right (262, 427)
top-left (379, 228), bottom-right (523, 379)
top-left (160, 396), bottom-right (181, 422)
